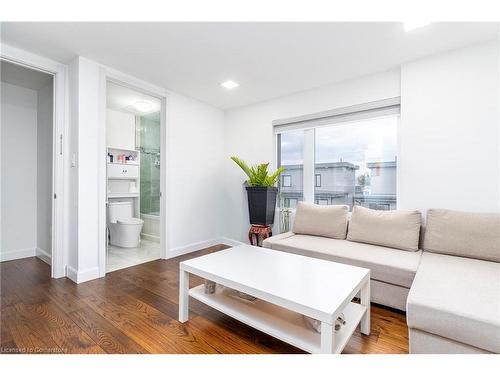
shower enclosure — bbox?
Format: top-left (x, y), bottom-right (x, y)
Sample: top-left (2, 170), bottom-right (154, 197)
top-left (139, 113), bottom-right (161, 241)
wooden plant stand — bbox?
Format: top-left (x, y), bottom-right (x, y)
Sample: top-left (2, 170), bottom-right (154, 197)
top-left (248, 225), bottom-right (272, 247)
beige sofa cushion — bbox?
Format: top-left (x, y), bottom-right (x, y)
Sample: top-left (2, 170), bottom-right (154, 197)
top-left (407, 252), bottom-right (500, 353)
top-left (347, 206), bottom-right (422, 251)
top-left (292, 202), bottom-right (349, 239)
top-left (262, 231), bottom-right (295, 249)
top-left (423, 209), bottom-right (500, 262)
top-left (266, 233), bottom-right (422, 288)
top-left (409, 329), bottom-right (491, 354)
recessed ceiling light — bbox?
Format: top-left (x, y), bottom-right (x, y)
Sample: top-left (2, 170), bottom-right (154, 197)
top-left (404, 21), bottom-right (431, 32)
top-left (220, 80), bottom-right (240, 89)
top-left (133, 101), bottom-right (153, 113)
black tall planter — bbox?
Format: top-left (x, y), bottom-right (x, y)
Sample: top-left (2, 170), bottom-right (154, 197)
top-left (245, 186), bottom-right (278, 225)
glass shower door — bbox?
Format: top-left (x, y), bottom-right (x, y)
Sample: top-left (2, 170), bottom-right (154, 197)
top-left (139, 113), bottom-right (161, 241)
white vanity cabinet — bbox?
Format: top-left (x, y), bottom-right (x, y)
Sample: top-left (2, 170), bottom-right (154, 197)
top-left (107, 163), bottom-right (139, 179)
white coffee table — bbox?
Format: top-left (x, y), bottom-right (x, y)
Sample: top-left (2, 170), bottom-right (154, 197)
top-left (179, 245), bottom-right (370, 354)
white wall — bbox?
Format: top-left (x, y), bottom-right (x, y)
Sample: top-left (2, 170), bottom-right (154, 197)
top-left (65, 57), bottom-right (103, 281)
top-left (223, 70), bottom-right (401, 242)
top-left (36, 81), bottom-right (53, 260)
top-left (166, 92), bottom-right (225, 253)
top-left (66, 58), bottom-right (80, 274)
top-left (67, 57), bottom-right (103, 282)
top-left (0, 82), bottom-right (38, 261)
top-left (399, 40), bottom-right (499, 214)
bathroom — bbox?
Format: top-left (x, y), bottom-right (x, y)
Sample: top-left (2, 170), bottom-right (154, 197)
top-left (106, 82), bottom-right (163, 272)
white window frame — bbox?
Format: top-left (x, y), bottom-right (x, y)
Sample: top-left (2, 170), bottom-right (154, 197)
top-left (302, 128), bottom-right (316, 203)
top-left (274, 98), bottom-right (400, 212)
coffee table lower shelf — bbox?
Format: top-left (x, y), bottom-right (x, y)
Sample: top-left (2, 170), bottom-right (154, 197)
top-left (189, 284), bottom-right (367, 354)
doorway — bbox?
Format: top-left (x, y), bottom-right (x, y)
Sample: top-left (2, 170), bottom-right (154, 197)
top-left (105, 81), bottom-right (164, 272)
top-left (0, 60), bottom-right (55, 269)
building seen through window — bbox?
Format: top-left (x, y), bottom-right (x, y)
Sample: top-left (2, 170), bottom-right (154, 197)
top-left (278, 116), bottom-right (398, 210)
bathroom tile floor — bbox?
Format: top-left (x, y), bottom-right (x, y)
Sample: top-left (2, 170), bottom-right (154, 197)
top-left (107, 238), bottom-right (161, 272)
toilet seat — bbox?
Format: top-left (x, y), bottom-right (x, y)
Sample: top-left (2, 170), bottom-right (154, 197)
top-left (117, 218), bottom-right (144, 225)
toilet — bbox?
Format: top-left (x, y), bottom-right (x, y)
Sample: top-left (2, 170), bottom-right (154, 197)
top-left (108, 201), bottom-right (144, 248)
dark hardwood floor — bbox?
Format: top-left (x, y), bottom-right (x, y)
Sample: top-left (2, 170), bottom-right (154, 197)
top-left (0, 245), bottom-right (409, 354)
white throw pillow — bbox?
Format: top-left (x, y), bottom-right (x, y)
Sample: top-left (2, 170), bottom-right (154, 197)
top-left (347, 206), bottom-right (422, 251)
top-left (424, 209), bottom-right (500, 262)
top-left (292, 202), bottom-right (349, 239)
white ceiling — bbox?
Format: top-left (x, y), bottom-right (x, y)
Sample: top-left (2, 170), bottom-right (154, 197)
top-left (1, 60), bottom-right (53, 90)
top-left (1, 22), bottom-right (498, 109)
top-left (107, 81), bottom-right (161, 116)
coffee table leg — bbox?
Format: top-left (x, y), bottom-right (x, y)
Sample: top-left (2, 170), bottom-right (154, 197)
top-left (179, 268), bottom-right (189, 322)
top-left (360, 280), bottom-right (370, 335)
top-left (320, 322), bottom-right (335, 354)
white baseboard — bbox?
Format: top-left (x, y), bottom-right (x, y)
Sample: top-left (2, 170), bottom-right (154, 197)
top-left (165, 237), bottom-right (245, 260)
top-left (36, 247), bottom-right (52, 265)
top-left (66, 265), bottom-right (100, 284)
top-left (0, 247), bottom-right (36, 262)
top-left (220, 237), bottom-right (245, 247)
top-left (66, 265), bottom-right (78, 282)
top-left (166, 238), bottom-right (221, 259)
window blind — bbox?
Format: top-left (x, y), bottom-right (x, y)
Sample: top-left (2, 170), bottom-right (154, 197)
top-left (273, 97), bottom-right (401, 133)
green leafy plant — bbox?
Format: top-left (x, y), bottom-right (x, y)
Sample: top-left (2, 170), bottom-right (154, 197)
top-left (231, 156), bottom-right (285, 187)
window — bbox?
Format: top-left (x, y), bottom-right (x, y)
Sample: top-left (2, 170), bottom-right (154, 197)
top-left (315, 116), bottom-right (398, 210)
top-left (315, 198), bottom-right (329, 205)
top-left (277, 130), bottom-right (304, 207)
top-left (368, 203), bottom-right (391, 211)
top-left (284, 198), bottom-right (298, 208)
top-left (282, 175), bottom-right (292, 187)
top-left (315, 174), bottom-right (321, 187)
top-left (276, 103), bottom-right (399, 212)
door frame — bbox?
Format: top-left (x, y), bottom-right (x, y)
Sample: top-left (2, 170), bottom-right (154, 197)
top-left (98, 66), bottom-right (168, 276)
top-left (1, 44), bottom-right (68, 278)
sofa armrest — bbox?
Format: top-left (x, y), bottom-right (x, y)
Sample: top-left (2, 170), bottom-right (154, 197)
top-left (262, 232), bottom-right (295, 249)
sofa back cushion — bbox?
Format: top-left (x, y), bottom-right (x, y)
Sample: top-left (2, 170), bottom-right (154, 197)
top-left (292, 202), bottom-right (349, 239)
top-left (347, 206), bottom-right (422, 251)
top-left (423, 209), bottom-right (500, 262)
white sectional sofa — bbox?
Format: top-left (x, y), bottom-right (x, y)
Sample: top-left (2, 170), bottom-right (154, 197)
top-left (262, 203), bottom-right (500, 354)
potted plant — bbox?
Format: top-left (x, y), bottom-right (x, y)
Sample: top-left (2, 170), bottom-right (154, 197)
top-left (231, 156), bottom-right (285, 225)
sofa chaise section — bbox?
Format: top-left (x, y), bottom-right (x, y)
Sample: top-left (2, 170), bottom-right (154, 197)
top-left (407, 252), bottom-right (500, 353)
top-left (407, 209), bottom-right (500, 353)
